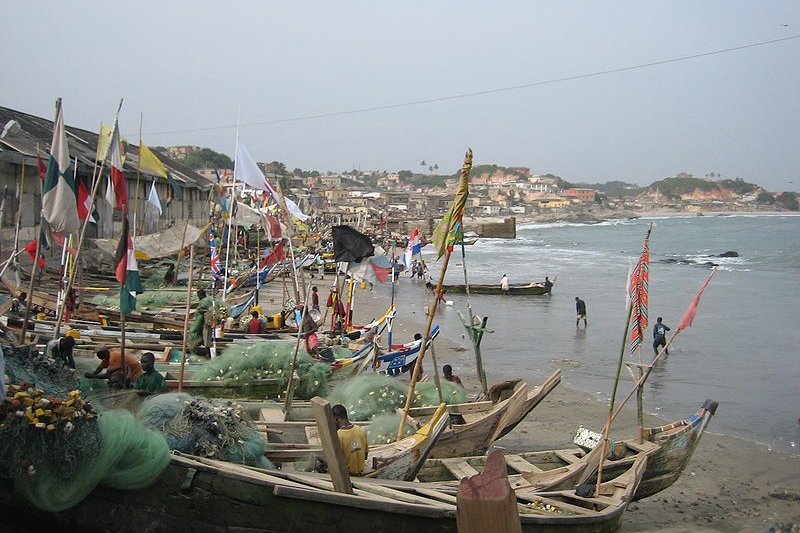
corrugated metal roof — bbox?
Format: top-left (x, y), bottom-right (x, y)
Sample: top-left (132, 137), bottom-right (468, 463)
top-left (0, 105), bottom-right (213, 189)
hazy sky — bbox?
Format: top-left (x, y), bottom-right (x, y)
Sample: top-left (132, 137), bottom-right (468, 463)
top-left (3, 1), bottom-right (799, 191)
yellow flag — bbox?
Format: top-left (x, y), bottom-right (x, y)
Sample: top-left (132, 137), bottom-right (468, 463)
top-left (139, 142), bottom-right (168, 178)
top-left (432, 148), bottom-right (472, 259)
top-left (96, 122), bottom-right (113, 162)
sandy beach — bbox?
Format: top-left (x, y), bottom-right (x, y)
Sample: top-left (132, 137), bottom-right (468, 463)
top-left (284, 278), bottom-right (800, 533)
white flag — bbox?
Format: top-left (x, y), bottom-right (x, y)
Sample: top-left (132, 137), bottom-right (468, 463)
top-left (234, 142), bottom-right (270, 192)
top-left (148, 181), bottom-right (162, 215)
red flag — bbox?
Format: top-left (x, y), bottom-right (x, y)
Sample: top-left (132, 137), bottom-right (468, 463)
top-left (76, 179), bottom-right (92, 220)
top-left (676, 270), bottom-right (716, 332)
top-left (37, 153), bottom-right (47, 181)
top-left (109, 119), bottom-right (128, 210)
top-left (265, 215), bottom-right (282, 239)
top-left (628, 226), bottom-right (652, 352)
top-left (260, 240), bottom-right (286, 268)
top-left (370, 261), bottom-right (391, 283)
top-left (24, 240), bottom-right (46, 269)
top-left (114, 216), bottom-right (130, 284)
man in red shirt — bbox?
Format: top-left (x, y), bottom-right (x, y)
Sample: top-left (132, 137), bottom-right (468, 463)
top-left (443, 364), bottom-right (463, 386)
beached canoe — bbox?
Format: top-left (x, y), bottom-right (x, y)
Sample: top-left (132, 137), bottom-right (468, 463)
top-left (0, 449), bottom-right (646, 533)
top-left (416, 399), bottom-right (718, 501)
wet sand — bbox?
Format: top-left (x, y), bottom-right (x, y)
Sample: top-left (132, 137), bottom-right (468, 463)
top-left (278, 278), bottom-right (800, 532)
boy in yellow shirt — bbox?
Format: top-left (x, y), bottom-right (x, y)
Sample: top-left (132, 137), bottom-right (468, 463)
top-left (332, 404), bottom-right (368, 475)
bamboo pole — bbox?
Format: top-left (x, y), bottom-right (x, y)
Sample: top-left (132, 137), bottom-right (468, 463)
top-left (396, 248), bottom-right (453, 440)
top-left (283, 279), bottom-right (312, 419)
top-left (178, 245), bottom-right (196, 392)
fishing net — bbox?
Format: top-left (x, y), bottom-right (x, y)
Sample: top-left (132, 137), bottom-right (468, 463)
top-left (138, 392), bottom-right (272, 469)
top-left (188, 297), bottom-right (228, 350)
top-left (326, 374), bottom-right (467, 422)
top-left (2, 344), bottom-right (80, 397)
top-left (0, 347), bottom-right (170, 512)
top-left (191, 341), bottom-right (331, 399)
top-left (90, 290), bottom-right (191, 309)
top-left (365, 412), bottom-right (416, 445)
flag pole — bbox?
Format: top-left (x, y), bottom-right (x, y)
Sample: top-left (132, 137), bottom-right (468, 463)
top-left (396, 148), bottom-right (471, 441)
top-left (134, 112), bottom-right (143, 236)
top-left (595, 223), bottom-right (651, 493)
top-left (178, 245), bottom-right (196, 392)
top-left (53, 99), bottom-right (121, 339)
top-left (20, 144), bottom-right (48, 343)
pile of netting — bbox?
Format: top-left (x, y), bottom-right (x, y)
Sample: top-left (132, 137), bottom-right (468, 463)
top-left (0, 344), bottom-right (170, 512)
top-left (138, 392), bottom-right (271, 469)
top-left (364, 412), bottom-right (417, 445)
top-left (326, 373), bottom-right (468, 422)
top-left (3, 343), bottom-right (80, 397)
top-left (91, 290), bottom-right (190, 309)
top-left (192, 341), bottom-right (331, 399)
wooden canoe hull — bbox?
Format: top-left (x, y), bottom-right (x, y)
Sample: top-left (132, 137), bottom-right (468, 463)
top-left (0, 452), bottom-right (643, 533)
top-left (442, 282), bottom-right (553, 296)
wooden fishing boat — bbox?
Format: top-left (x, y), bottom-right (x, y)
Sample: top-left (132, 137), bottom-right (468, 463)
top-left (265, 403), bottom-right (450, 482)
top-left (441, 278), bottom-right (556, 296)
top-left (249, 370), bottom-right (561, 460)
top-left (416, 399), bottom-right (717, 502)
top-left (0, 449), bottom-right (647, 533)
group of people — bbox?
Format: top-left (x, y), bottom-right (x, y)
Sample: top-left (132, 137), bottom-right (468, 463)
top-left (47, 336), bottom-right (167, 394)
top-left (574, 296), bottom-right (671, 354)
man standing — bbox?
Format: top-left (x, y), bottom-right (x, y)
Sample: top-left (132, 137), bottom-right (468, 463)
top-left (575, 296), bottom-right (587, 327)
top-left (653, 316), bottom-right (671, 355)
top-left (332, 404), bottom-right (368, 475)
top-left (500, 274), bottom-right (509, 295)
top-left (543, 276), bottom-right (553, 295)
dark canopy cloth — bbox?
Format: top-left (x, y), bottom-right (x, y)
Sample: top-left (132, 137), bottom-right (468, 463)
top-left (332, 225), bottom-right (374, 262)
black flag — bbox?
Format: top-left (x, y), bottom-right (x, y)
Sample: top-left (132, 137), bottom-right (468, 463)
top-left (332, 225), bottom-right (374, 262)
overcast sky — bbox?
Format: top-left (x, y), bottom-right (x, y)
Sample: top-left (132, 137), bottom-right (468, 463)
top-left (3, 1), bottom-right (799, 191)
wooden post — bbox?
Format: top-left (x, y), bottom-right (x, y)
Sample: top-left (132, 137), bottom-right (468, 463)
top-left (310, 396), bottom-right (353, 495)
top-left (456, 449), bottom-right (521, 533)
top-left (177, 245), bottom-right (195, 392)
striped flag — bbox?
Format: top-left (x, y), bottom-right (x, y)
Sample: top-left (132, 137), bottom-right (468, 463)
top-left (210, 240), bottom-right (221, 278)
top-left (403, 227), bottom-right (421, 269)
top-left (114, 216), bottom-right (143, 314)
top-left (628, 225), bottom-right (652, 352)
top-left (42, 98), bottom-right (80, 234)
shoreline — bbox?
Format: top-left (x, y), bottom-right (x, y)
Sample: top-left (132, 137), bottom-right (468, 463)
top-left (287, 281), bottom-right (800, 532)
top-left (511, 208), bottom-right (797, 226)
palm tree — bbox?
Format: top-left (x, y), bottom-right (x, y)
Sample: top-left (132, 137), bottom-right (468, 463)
top-left (433, 163), bottom-right (438, 173)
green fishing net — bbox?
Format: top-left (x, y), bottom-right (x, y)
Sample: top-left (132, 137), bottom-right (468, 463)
top-left (10, 409), bottom-right (170, 512)
top-left (91, 290), bottom-right (191, 309)
top-left (365, 412), bottom-right (416, 445)
top-left (3, 344), bottom-right (80, 397)
top-left (326, 374), bottom-right (467, 422)
top-left (191, 341), bottom-right (331, 399)
top-left (138, 392), bottom-right (271, 469)
top-left (1, 344), bottom-right (170, 512)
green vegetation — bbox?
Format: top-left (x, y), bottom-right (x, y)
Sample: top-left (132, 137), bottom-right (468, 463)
top-left (718, 178), bottom-right (758, 194)
top-left (413, 174), bottom-right (447, 188)
top-left (757, 192), bottom-right (776, 205)
top-left (777, 191), bottom-right (799, 211)
top-left (647, 174), bottom-right (759, 199)
top-left (183, 148), bottom-right (233, 170)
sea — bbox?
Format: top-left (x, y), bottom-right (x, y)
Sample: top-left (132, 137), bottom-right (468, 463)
top-left (375, 214), bottom-right (800, 457)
